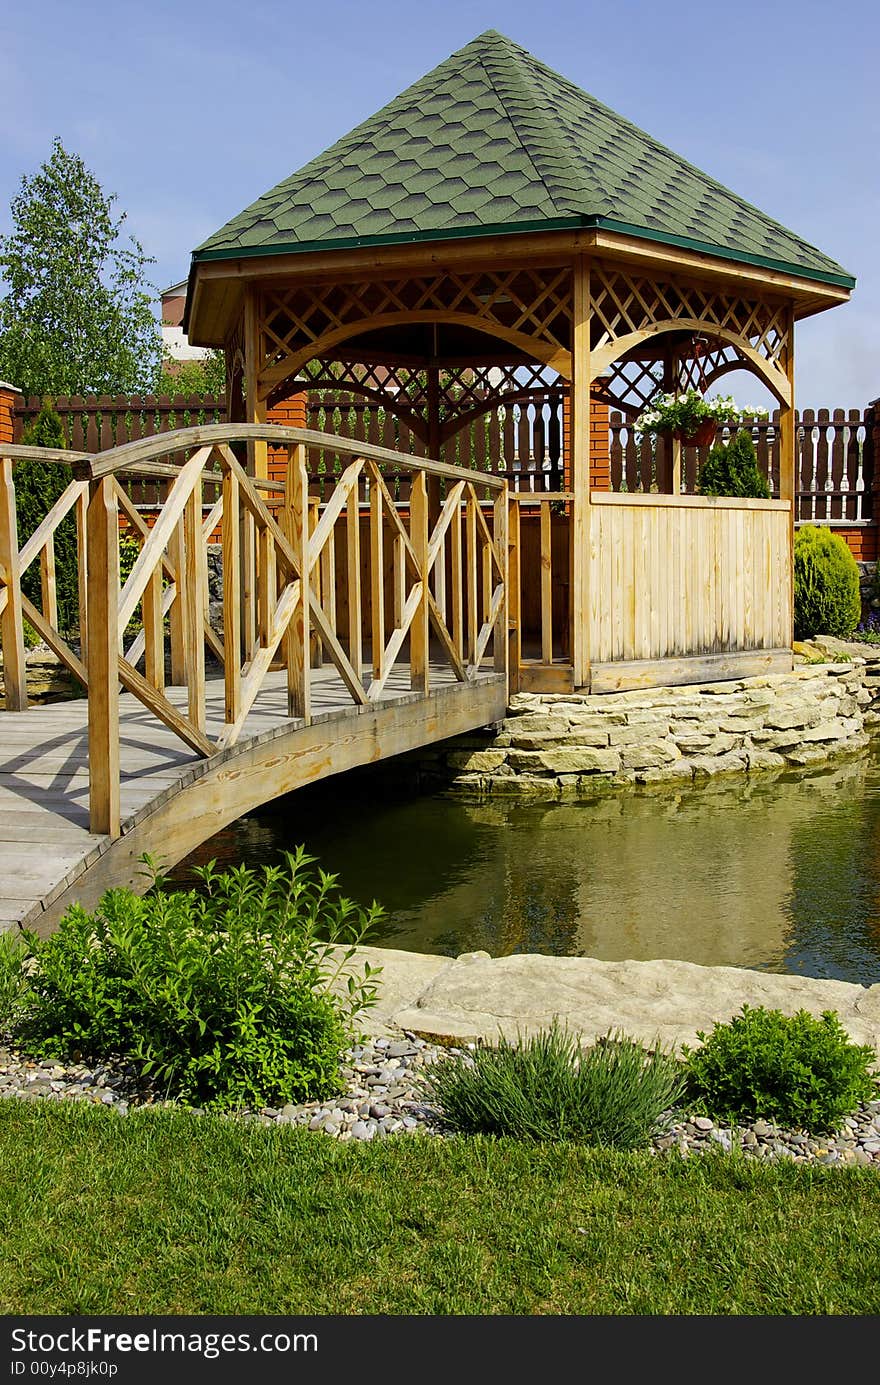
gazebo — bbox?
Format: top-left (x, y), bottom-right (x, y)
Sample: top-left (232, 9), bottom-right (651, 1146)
top-left (184, 29), bottom-right (854, 694)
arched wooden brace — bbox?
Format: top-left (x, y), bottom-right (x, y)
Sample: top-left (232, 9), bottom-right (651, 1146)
top-left (258, 312), bottom-right (573, 400)
top-left (591, 320), bottom-right (792, 408)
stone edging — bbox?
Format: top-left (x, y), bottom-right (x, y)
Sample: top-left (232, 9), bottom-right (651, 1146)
top-left (406, 653), bottom-right (880, 798)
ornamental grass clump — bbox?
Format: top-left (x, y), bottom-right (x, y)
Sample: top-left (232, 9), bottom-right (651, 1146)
top-left (683, 1005), bottom-right (879, 1134)
top-left (794, 525), bottom-right (861, 639)
top-left (426, 1022), bottom-right (686, 1149)
top-left (14, 847), bottom-right (383, 1110)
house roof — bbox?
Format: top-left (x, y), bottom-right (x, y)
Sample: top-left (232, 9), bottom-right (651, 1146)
top-left (190, 30), bottom-right (853, 290)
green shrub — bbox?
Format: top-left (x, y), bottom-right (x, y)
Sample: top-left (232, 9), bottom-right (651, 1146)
top-left (15, 848), bottom-right (383, 1110)
top-left (696, 429), bottom-right (771, 499)
top-left (683, 1005), bottom-right (879, 1133)
top-left (426, 1023), bottom-right (685, 1149)
top-left (0, 931), bottom-right (28, 1028)
top-left (794, 525), bottom-right (861, 639)
top-left (15, 402), bottom-right (79, 635)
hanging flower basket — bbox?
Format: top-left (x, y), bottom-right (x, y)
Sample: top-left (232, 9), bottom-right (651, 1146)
top-left (673, 418), bottom-right (718, 447)
top-left (635, 390), bottom-right (767, 443)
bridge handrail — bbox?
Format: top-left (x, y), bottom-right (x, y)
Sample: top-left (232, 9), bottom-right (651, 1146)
top-left (0, 428), bottom-right (510, 841)
top-left (55, 424), bottom-right (507, 490)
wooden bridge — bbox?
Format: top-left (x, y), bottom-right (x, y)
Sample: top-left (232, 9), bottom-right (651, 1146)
top-left (0, 426), bottom-right (509, 934)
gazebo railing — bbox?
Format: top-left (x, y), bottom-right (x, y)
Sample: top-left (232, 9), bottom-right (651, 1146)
top-left (608, 409), bottom-right (875, 523)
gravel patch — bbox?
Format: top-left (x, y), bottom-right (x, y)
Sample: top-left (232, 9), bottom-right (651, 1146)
top-left (2, 1035), bottom-right (880, 1166)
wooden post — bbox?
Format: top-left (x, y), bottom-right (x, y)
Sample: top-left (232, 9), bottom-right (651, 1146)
top-left (39, 534), bottom-right (58, 632)
top-left (75, 487), bottom-right (89, 667)
top-left (540, 498), bottom-right (553, 663)
top-left (410, 470), bottom-right (429, 694)
top-left (312, 498), bottom-right (326, 666)
top-left (370, 475), bottom-right (384, 683)
top-left (493, 487), bottom-right (508, 681)
top-left (167, 501), bottom-right (186, 684)
top-left (86, 477), bottom-right (119, 836)
top-left (507, 496), bottom-right (521, 693)
top-left (182, 484), bottom-right (206, 734)
top-left (426, 363), bottom-right (442, 527)
top-left (346, 478), bottom-right (362, 680)
top-left (466, 488), bottom-right (478, 667)
top-left (142, 561), bottom-right (164, 693)
top-left (242, 290), bottom-right (266, 659)
top-left (288, 443), bottom-right (311, 721)
top-left (0, 457), bottom-right (28, 710)
top-left (222, 468), bottom-right (241, 727)
top-left (572, 255), bottom-right (592, 688)
top-left (778, 306), bottom-right (797, 646)
top-left (661, 351), bottom-right (680, 495)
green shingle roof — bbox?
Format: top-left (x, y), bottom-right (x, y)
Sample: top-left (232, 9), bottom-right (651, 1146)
top-left (193, 31), bottom-right (853, 289)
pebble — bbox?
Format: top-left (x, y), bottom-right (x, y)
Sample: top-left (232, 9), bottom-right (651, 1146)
top-left (3, 1033), bottom-right (880, 1167)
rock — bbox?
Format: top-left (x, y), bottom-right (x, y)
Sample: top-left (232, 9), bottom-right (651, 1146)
top-left (447, 750), bottom-right (508, 772)
top-left (607, 722), bottom-right (671, 746)
top-left (621, 741), bottom-right (681, 770)
top-left (534, 747), bottom-right (621, 774)
top-left (351, 1121), bottom-right (376, 1141)
top-left (746, 749), bottom-right (787, 772)
top-left (689, 752), bottom-right (747, 777)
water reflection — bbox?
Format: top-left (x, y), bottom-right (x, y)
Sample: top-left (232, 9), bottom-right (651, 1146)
top-left (169, 750), bottom-right (880, 984)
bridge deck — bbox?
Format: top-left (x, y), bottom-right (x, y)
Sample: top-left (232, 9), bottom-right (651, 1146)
top-left (0, 663), bottom-right (505, 935)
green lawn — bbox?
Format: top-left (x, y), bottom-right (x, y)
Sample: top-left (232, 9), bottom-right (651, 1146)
top-left (1, 1101), bottom-right (879, 1315)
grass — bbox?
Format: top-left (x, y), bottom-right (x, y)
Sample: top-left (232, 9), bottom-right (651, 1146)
top-left (1, 1102), bottom-right (880, 1315)
top-left (426, 1025), bottom-right (685, 1148)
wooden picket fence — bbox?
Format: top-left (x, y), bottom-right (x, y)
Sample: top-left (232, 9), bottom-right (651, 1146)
top-left (14, 393), bottom-right (877, 524)
top-left (608, 408), bottom-right (876, 524)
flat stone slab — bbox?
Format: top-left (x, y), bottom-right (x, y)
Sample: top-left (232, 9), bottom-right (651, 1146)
top-left (353, 946), bottom-right (880, 1053)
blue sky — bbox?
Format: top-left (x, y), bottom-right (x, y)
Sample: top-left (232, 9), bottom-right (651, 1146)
top-left (1, 0), bottom-right (876, 407)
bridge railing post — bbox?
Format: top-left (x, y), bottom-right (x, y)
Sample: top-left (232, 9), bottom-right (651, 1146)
top-left (86, 476), bottom-right (120, 837)
top-left (410, 470), bottom-right (429, 694)
top-left (0, 456), bottom-right (28, 710)
top-left (494, 484), bottom-right (509, 687)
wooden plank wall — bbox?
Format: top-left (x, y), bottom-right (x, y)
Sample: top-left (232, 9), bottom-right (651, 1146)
top-left (589, 495), bottom-right (792, 663)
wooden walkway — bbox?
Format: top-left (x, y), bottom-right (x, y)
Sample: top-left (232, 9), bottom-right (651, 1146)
top-left (0, 663), bottom-right (506, 936)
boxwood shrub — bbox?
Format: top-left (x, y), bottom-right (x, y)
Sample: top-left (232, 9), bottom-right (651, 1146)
top-left (794, 524), bottom-right (861, 639)
top-left (683, 1004), bottom-right (879, 1133)
top-left (14, 848), bottom-right (383, 1110)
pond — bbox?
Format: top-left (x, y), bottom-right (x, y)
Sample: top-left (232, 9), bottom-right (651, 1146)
top-left (168, 748), bottom-right (880, 986)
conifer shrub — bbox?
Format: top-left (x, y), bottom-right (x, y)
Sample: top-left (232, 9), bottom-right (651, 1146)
top-left (793, 524), bottom-right (861, 639)
top-left (426, 1022), bottom-right (685, 1148)
top-left (14, 848), bottom-right (383, 1110)
top-left (696, 429), bottom-right (771, 499)
top-left (683, 1005), bottom-right (879, 1133)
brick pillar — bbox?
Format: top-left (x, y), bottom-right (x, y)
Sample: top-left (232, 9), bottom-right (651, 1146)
top-left (589, 395), bottom-right (611, 491)
top-left (561, 389), bottom-right (610, 491)
top-left (266, 390), bottom-right (308, 490)
top-left (0, 382), bottom-right (21, 447)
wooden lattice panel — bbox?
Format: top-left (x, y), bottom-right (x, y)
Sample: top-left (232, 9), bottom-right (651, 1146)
top-left (256, 267), bottom-right (573, 396)
top-left (590, 260), bottom-right (791, 400)
top-left (592, 358), bottom-right (664, 419)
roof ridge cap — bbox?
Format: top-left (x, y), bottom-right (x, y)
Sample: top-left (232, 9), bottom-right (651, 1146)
top-left (478, 37), bottom-right (611, 219)
top-left (471, 39), bottom-right (562, 217)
